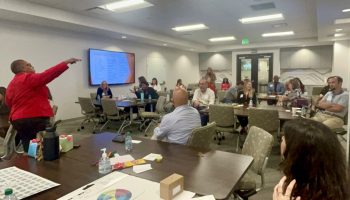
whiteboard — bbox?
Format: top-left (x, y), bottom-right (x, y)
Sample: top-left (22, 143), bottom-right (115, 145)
top-left (147, 56), bottom-right (166, 84)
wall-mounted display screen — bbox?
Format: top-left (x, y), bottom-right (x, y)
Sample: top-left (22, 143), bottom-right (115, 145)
top-left (89, 49), bottom-right (135, 86)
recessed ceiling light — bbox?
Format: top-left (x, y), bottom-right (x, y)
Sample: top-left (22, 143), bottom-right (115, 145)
top-left (99, 0), bottom-right (153, 12)
top-left (262, 31), bottom-right (294, 37)
top-left (239, 13), bottom-right (284, 24)
top-left (171, 24), bottom-right (209, 32)
top-left (209, 36), bottom-right (236, 42)
top-left (163, 43), bottom-right (168, 46)
top-left (342, 8), bottom-right (350, 13)
top-left (334, 33), bottom-right (346, 37)
top-left (335, 29), bottom-right (343, 32)
top-left (335, 18), bottom-right (350, 24)
top-left (121, 36), bottom-right (127, 39)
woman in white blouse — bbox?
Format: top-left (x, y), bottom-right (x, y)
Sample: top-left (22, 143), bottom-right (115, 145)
top-left (151, 78), bottom-right (162, 92)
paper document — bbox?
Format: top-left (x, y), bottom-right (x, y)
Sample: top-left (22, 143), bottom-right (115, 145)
top-left (0, 167), bottom-right (60, 200)
top-left (191, 195), bottom-right (215, 200)
top-left (132, 140), bottom-right (142, 144)
top-left (172, 190), bottom-right (196, 200)
top-left (133, 164), bottom-right (152, 173)
top-left (143, 153), bottom-right (162, 161)
top-left (110, 154), bottom-right (135, 165)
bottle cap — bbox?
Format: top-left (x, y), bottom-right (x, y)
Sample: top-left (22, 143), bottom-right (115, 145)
top-left (4, 188), bottom-right (13, 196)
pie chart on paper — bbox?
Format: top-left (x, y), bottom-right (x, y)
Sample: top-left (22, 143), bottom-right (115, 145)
top-left (97, 189), bottom-right (132, 200)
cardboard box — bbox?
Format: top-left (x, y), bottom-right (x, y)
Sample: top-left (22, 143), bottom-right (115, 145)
top-left (160, 173), bottom-right (184, 200)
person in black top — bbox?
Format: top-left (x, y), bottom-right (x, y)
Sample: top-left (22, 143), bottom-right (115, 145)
top-left (136, 82), bottom-right (159, 112)
top-left (236, 80), bottom-right (257, 147)
top-left (96, 81), bottom-right (113, 100)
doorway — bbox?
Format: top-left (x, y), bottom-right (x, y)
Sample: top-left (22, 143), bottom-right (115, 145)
top-left (236, 53), bottom-right (273, 93)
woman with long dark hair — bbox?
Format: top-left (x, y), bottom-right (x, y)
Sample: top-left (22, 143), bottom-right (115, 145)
top-left (274, 119), bottom-right (348, 200)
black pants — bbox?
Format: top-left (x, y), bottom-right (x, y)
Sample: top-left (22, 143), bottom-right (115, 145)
top-left (12, 117), bottom-right (50, 152)
top-left (237, 116), bottom-right (248, 128)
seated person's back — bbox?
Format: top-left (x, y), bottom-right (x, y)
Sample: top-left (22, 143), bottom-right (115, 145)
top-left (153, 87), bottom-right (201, 144)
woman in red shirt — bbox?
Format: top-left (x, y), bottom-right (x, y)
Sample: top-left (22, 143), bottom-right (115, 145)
top-left (221, 78), bottom-right (230, 91)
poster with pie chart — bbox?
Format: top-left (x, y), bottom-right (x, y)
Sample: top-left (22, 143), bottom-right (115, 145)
top-left (97, 189), bottom-right (132, 200)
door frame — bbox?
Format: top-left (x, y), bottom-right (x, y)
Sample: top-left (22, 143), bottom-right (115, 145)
top-left (236, 53), bottom-right (273, 91)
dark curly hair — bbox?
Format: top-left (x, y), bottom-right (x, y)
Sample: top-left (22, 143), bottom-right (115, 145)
top-left (281, 119), bottom-right (348, 200)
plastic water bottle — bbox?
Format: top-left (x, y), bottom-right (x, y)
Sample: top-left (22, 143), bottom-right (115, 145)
top-left (140, 91), bottom-right (144, 102)
top-left (148, 95), bottom-right (153, 112)
top-left (3, 188), bottom-right (18, 200)
top-left (301, 106), bottom-right (306, 116)
top-left (249, 100), bottom-right (253, 107)
top-left (125, 132), bottom-right (133, 152)
top-left (98, 148), bottom-right (112, 174)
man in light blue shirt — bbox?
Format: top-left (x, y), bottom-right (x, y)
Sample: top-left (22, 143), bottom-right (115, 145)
top-left (267, 75), bottom-right (285, 105)
top-left (152, 87), bottom-right (201, 144)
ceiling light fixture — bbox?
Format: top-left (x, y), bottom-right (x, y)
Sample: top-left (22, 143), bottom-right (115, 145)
top-left (99, 0), bottom-right (153, 12)
top-left (163, 43), bottom-right (168, 46)
top-left (209, 36), bottom-right (236, 42)
top-left (172, 24), bottom-right (208, 32)
top-left (335, 18), bottom-right (350, 24)
top-left (121, 36), bottom-right (127, 39)
top-left (239, 13), bottom-right (284, 24)
top-left (334, 33), bottom-right (346, 37)
top-left (335, 29), bottom-right (343, 32)
top-left (342, 8), bottom-right (350, 13)
top-left (262, 31), bottom-right (294, 37)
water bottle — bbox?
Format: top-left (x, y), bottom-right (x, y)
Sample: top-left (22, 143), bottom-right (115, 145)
top-left (43, 122), bottom-right (60, 161)
top-left (249, 100), bottom-right (253, 107)
top-left (3, 188), bottom-right (18, 200)
top-left (140, 91), bottom-right (144, 102)
top-left (125, 132), bottom-right (133, 152)
top-left (148, 95), bottom-right (153, 112)
top-left (98, 148), bottom-right (112, 174)
top-left (301, 106), bottom-right (306, 116)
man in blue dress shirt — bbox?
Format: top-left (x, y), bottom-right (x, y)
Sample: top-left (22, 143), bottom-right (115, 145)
top-left (152, 87), bottom-right (201, 144)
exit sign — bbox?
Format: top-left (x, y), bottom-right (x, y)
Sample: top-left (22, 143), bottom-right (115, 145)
top-left (242, 37), bottom-right (249, 45)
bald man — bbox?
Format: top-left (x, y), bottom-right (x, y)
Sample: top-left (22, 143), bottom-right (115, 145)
top-left (152, 87), bottom-right (201, 144)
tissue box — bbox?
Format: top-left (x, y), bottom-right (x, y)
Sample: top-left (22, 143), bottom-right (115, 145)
top-left (160, 173), bottom-right (184, 200)
top-left (59, 135), bottom-right (73, 152)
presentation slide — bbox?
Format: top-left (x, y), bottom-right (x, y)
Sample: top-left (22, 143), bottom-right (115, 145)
top-left (89, 49), bottom-right (135, 85)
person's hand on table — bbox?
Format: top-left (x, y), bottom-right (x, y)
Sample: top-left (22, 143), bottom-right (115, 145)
top-left (64, 58), bottom-right (81, 64)
top-left (273, 176), bottom-right (301, 200)
top-left (193, 100), bottom-right (200, 108)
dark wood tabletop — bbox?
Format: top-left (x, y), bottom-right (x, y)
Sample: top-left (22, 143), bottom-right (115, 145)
top-left (0, 133), bottom-right (253, 200)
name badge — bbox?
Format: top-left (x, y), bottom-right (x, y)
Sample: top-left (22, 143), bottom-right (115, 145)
top-left (240, 94), bottom-right (243, 98)
top-left (270, 84), bottom-right (273, 87)
top-left (326, 95), bottom-right (332, 102)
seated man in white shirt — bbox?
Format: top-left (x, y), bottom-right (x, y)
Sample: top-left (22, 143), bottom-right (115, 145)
top-left (152, 87), bottom-right (201, 144)
top-left (312, 76), bottom-right (348, 130)
top-left (192, 78), bottom-right (216, 108)
top-left (192, 78), bottom-right (215, 126)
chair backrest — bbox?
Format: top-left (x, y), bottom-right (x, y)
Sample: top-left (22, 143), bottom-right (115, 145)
top-left (248, 108), bottom-right (279, 133)
top-left (209, 104), bottom-right (235, 127)
top-left (242, 126), bottom-right (274, 175)
top-left (311, 86), bottom-right (323, 95)
top-left (49, 105), bottom-right (58, 126)
top-left (78, 97), bottom-right (95, 114)
top-left (187, 83), bottom-right (199, 91)
top-left (101, 99), bottom-right (119, 116)
top-left (157, 91), bottom-right (167, 97)
top-left (217, 90), bottom-right (226, 103)
top-left (90, 92), bottom-right (97, 100)
top-left (187, 122), bottom-right (216, 149)
top-left (155, 96), bottom-right (167, 113)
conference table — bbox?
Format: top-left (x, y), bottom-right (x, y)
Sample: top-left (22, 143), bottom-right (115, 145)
top-left (0, 133), bottom-right (253, 200)
top-left (234, 105), bottom-right (296, 121)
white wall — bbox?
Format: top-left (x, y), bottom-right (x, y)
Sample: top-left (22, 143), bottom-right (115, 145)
top-left (333, 40), bottom-right (350, 87)
top-left (231, 49), bottom-right (280, 85)
top-left (0, 20), bottom-right (200, 120)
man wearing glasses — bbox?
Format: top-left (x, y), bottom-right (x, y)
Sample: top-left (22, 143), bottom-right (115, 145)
top-left (6, 58), bottom-right (81, 153)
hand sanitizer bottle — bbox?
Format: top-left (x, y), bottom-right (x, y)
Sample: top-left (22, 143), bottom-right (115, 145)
top-left (99, 148), bottom-right (111, 174)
